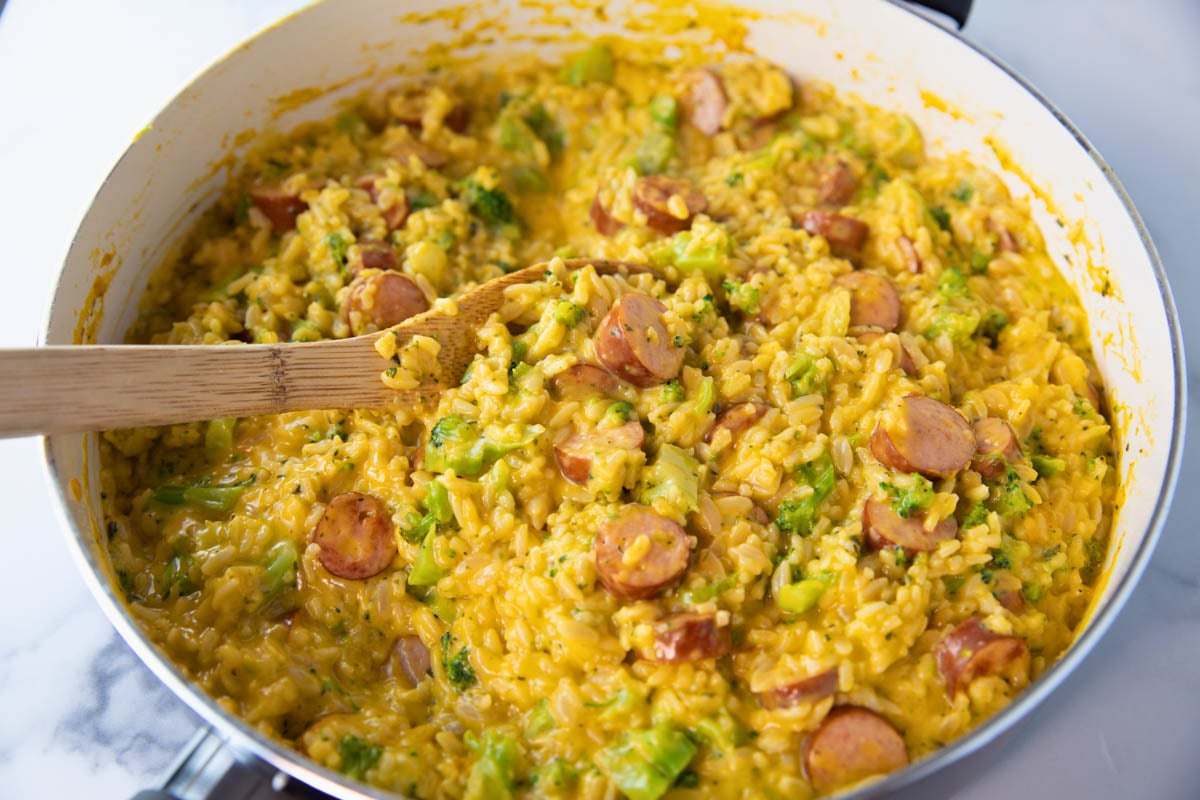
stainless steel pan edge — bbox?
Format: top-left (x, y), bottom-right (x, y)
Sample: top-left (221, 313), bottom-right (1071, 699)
top-left (41, 1), bottom-right (1186, 798)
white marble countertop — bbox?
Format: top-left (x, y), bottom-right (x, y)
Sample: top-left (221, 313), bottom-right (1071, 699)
top-left (0, 1), bottom-right (1195, 797)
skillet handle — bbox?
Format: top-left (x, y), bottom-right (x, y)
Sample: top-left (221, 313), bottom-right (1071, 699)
top-left (132, 726), bottom-right (305, 800)
top-left (905, 0), bottom-right (974, 28)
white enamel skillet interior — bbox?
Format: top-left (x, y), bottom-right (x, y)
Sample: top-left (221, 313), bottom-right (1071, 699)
top-left (42, 0), bottom-right (1186, 797)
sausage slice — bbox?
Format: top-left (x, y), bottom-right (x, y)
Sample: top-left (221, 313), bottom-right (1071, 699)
top-left (871, 395), bottom-right (975, 478)
top-left (250, 183), bottom-right (308, 233)
top-left (343, 272), bottom-right (430, 336)
top-left (935, 617), bottom-right (1030, 695)
top-left (804, 706), bottom-right (909, 794)
top-left (356, 242), bottom-right (398, 275)
top-left (589, 193), bottom-right (624, 237)
top-left (632, 175), bottom-right (707, 235)
top-left (554, 421), bottom-right (646, 485)
top-left (834, 272), bottom-right (901, 331)
top-left (760, 668), bottom-right (838, 710)
top-left (389, 137), bottom-right (448, 168)
top-left (862, 496), bottom-right (958, 554)
top-left (310, 492), bottom-right (397, 580)
top-left (796, 210), bottom-right (870, 259)
top-left (387, 635), bottom-right (431, 686)
top-left (856, 331), bottom-right (916, 376)
top-left (817, 160), bottom-right (858, 206)
top-left (680, 67), bottom-right (728, 135)
top-left (704, 402), bottom-right (769, 445)
top-left (971, 417), bottom-right (1021, 481)
top-left (595, 505), bottom-right (690, 600)
top-left (355, 174), bottom-right (409, 232)
top-left (594, 293), bottom-right (685, 388)
top-left (644, 612), bottom-right (730, 664)
top-left (552, 363), bottom-right (624, 399)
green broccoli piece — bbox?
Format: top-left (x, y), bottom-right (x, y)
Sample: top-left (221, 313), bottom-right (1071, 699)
top-left (441, 632), bottom-right (477, 691)
top-left (1031, 454), bottom-right (1066, 478)
top-left (882, 474), bottom-right (935, 518)
top-left (924, 310), bottom-right (980, 345)
top-left (553, 300), bottom-right (586, 327)
top-left (162, 552), bottom-right (197, 598)
top-left (640, 444), bottom-right (701, 514)
top-left (775, 453), bottom-right (835, 536)
top-left (525, 698), bottom-right (556, 739)
top-left (407, 532), bottom-right (445, 586)
top-left (649, 94), bottom-right (679, 129)
top-left (150, 475), bottom-right (255, 513)
top-left (461, 179), bottom-right (516, 227)
top-left (338, 734), bottom-right (382, 781)
top-left (595, 723), bottom-right (698, 800)
top-left (722, 280), bottom-right (760, 315)
top-left (776, 574), bottom-right (835, 613)
top-left (995, 466), bottom-right (1033, 517)
top-left (634, 130), bottom-right (676, 175)
top-left (661, 379), bottom-right (685, 404)
top-left (561, 43), bottom-right (615, 86)
top-left (464, 729), bottom-right (517, 800)
top-left (424, 415), bottom-right (539, 477)
top-left (204, 418), bottom-right (236, 460)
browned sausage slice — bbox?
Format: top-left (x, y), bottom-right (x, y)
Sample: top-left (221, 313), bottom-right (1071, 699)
top-left (870, 395), bottom-right (975, 478)
top-left (644, 612), bottom-right (730, 664)
top-left (862, 496), bottom-right (958, 554)
top-left (343, 272), bottom-right (430, 336)
top-left (389, 138), bottom-right (448, 168)
top-left (796, 210), bottom-right (870, 259)
top-left (935, 617), bottom-right (1030, 695)
top-left (856, 332), bottom-right (916, 376)
top-left (817, 160), bottom-right (858, 206)
top-left (310, 492), bottom-right (397, 580)
top-left (680, 67), bottom-right (728, 135)
top-left (250, 183), bottom-right (308, 233)
top-left (554, 420), bottom-right (646, 485)
top-left (995, 589), bottom-right (1025, 614)
top-left (594, 293), bottom-right (685, 388)
top-left (632, 175), bottom-right (708, 235)
top-left (760, 667), bottom-right (838, 710)
top-left (356, 242), bottom-right (398, 275)
top-left (590, 193), bottom-right (624, 237)
top-left (595, 505), bottom-right (690, 600)
top-left (552, 363), bottom-right (624, 399)
top-left (971, 417), bottom-right (1021, 481)
top-left (834, 272), bottom-right (901, 331)
top-left (704, 402), bottom-right (770, 444)
top-left (804, 706), bottom-right (909, 793)
top-left (387, 635), bottom-right (431, 686)
top-left (355, 174), bottom-right (409, 232)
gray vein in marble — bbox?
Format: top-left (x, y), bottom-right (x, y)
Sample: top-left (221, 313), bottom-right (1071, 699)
top-left (51, 633), bottom-right (198, 777)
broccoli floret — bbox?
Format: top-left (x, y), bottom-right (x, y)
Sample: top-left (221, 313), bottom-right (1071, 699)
top-left (641, 444), bottom-right (700, 514)
top-left (441, 632), bottom-right (477, 691)
top-left (462, 179), bottom-right (516, 226)
top-left (595, 724), bottom-right (697, 800)
top-left (338, 734), bottom-right (382, 780)
top-left (882, 474), bottom-right (935, 518)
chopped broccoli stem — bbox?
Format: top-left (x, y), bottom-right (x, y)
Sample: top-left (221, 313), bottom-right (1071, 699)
top-left (640, 444), bottom-right (701, 514)
top-left (464, 729), bottom-right (517, 800)
top-left (1031, 454), bottom-right (1066, 478)
top-left (679, 574), bottom-right (735, 605)
top-left (151, 475), bottom-right (255, 513)
top-left (423, 478), bottom-right (454, 525)
top-left (635, 130), bottom-right (676, 175)
top-left (204, 418), bottom-right (236, 460)
top-left (525, 698), bottom-right (556, 739)
top-left (553, 300), bottom-right (586, 327)
top-left (776, 574), bottom-right (834, 613)
top-left (407, 532), bottom-right (445, 586)
top-left (162, 552), bottom-right (197, 598)
top-left (649, 94), bottom-right (679, 129)
top-left (261, 540), bottom-right (298, 598)
top-left (595, 723), bottom-right (698, 800)
top-left (561, 43), bottom-right (615, 86)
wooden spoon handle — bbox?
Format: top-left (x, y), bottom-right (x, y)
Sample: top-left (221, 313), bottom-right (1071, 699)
top-left (0, 341), bottom-right (396, 437)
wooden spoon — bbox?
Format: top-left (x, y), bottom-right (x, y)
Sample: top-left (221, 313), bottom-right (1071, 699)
top-left (0, 258), bottom-right (646, 437)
